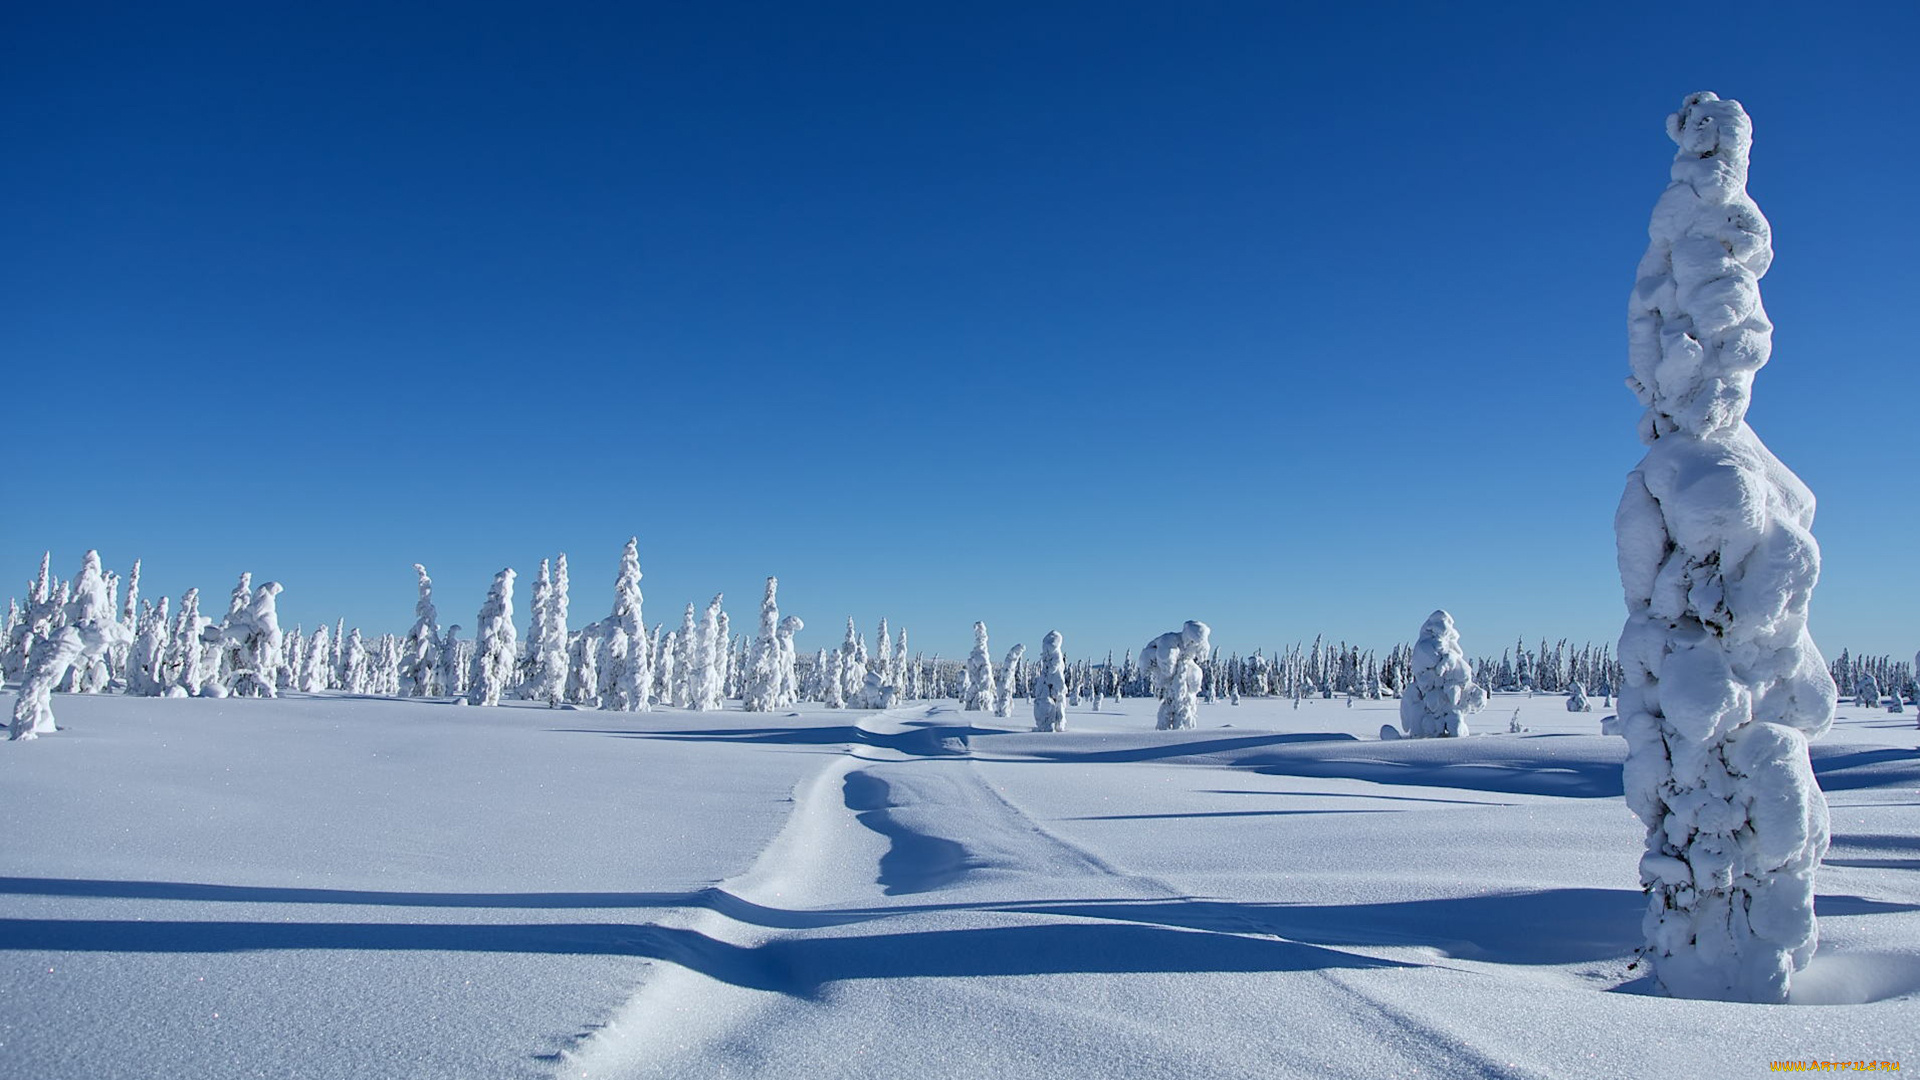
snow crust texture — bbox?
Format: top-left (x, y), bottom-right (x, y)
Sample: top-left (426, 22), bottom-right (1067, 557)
top-left (1616, 92), bottom-right (1836, 1004)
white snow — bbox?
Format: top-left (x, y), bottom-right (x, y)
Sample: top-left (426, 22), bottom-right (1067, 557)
top-left (2, 688), bottom-right (1914, 1079)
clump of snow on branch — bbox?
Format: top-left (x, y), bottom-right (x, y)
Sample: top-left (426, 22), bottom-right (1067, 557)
top-left (1397, 610), bottom-right (1485, 738)
top-left (1616, 92), bottom-right (1835, 1004)
top-left (1141, 621), bottom-right (1210, 730)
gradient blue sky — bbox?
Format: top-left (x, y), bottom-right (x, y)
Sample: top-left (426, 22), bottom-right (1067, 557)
top-left (5, 2), bottom-right (1915, 663)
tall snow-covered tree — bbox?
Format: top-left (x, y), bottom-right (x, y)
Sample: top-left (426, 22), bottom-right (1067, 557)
top-left (743, 577), bottom-right (782, 712)
top-left (301, 623), bottom-right (330, 693)
top-left (1395, 611), bottom-right (1485, 738)
top-left (994, 644), bottom-right (1025, 719)
top-left (467, 568), bottom-right (517, 706)
top-left (963, 622), bottom-right (996, 711)
top-left (1141, 621), bottom-right (1210, 730)
top-left (400, 563), bottom-right (441, 697)
top-left (836, 617), bottom-right (864, 707)
top-left (220, 581), bottom-right (285, 698)
top-left (341, 628), bottom-right (370, 695)
top-left (671, 604), bottom-right (697, 708)
top-left (775, 615), bottom-right (804, 707)
top-left (1034, 631), bottom-right (1067, 732)
top-left (599, 539), bottom-right (650, 711)
top-left (439, 624), bottom-right (467, 697)
top-left (1616, 93), bottom-right (1836, 1004)
top-left (521, 558), bottom-right (570, 707)
top-left (127, 596), bottom-right (171, 696)
top-left (10, 551), bottom-right (133, 739)
top-left (691, 594), bottom-right (726, 711)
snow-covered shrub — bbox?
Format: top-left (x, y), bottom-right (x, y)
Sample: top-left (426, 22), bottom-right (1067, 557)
top-left (1397, 611), bottom-right (1485, 738)
top-left (1140, 621), bottom-right (1210, 730)
top-left (467, 568), bottom-right (517, 706)
top-left (399, 564), bottom-right (441, 696)
top-left (994, 644), bottom-right (1025, 718)
top-left (1034, 631), bottom-right (1067, 732)
top-left (10, 551), bottom-right (134, 739)
top-left (1567, 681), bottom-right (1591, 712)
top-left (964, 622), bottom-right (996, 711)
top-left (1616, 93), bottom-right (1836, 1004)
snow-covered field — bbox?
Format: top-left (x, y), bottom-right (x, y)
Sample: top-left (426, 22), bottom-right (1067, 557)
top-left (3, 690), bottom-right (1916, 1078)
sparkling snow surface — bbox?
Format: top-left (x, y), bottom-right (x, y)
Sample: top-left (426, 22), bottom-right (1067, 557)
top-left (2, 690), bottom-right (1916, 1078)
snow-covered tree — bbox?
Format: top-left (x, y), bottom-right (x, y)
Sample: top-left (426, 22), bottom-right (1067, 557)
top-left (220, 581), bottom-right (285, 698)
top-left (301, 624), bottom-right (330, 693)
top-left (1034, 631), bottom-right (1067, 732)
top-left (11, 552), bottom-right (133, 740)
top-left (994, 644), bottom-right (1025, 719)
top-left (835, 617), bottom-right (864, 707)
top-left (1854, 672), bottom-right (1880, 709)
top-left (1616, 93), bottom-right (1836, 1004)
top-left (3, 552), bottom-right (55, 683)
top-left (341, 628), bottom-right (370, 695)
top-left (1141, 621), bottom-right (1210, 730)
top-left (1396, 611), bottom-right (1485, 739)
top-left (126, 596), bottom-right (171, 696)
top-left (165, 588), bottom-right (206, 695)
top-left (566, 629), bottom-right (600, 707)
top-left (439, 624), bottom-right (467, 697)
top-left (1567, 681), bottom-right (1592, 713)
top-left (775, 615), bottom-right (804, 707)
top-left (598, 539), bottom-right (649, 711)
top-left (467, 568), bottom-right (517, 706)
top-left (822, 646), bottom-right (844, 708)
top-left (670, 604), bottom-right (697, 708)
top-left (743, 577), bottom-right (782, 712)
top-left (400, 563), bottom-right (441, 697)
top-left (963, 622), bottom-right (996, 711)
top-left (692, 594), bottom-right (726, 711)
top-left (522, 558), bottom-right (570, 707)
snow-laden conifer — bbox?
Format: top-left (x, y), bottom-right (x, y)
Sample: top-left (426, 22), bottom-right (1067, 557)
top-left (467, 568), bottom-right (517, 706)
top-left (1397, 611), bottom-right (1485, 738)
top-left (1141, 621), bottom-right (1210, 730)
top-left (341, 628), bottom-right (370, 695)
top-left (834, 618), bottom-right (864, 707)
top-left (127, 596), bottom-right (171, 696)
top-left (964, 622), bottom-right (996, 711)
top-left (439, 625), bottom-right (466, 697)
top-left (1034, 631), bottom-right (1067, 732)
top-left (301, 624), bottom-right (330, 693)
top-left (401, 563), bottom-right (441, 697)
top-left (522, 558), bottom-right (570, 707)
top-left (220, 581), bottom-right (285, 698)
top-left (1616, 93), bottom-right (1836, 1004)
top-left (598, 540), bottom-right (649, 711)
top-left (743, 577), bottom-right (782, 712)
top-left (690, 594), bottom-right (726, 711)
top-left (775, 615), bottom-right (804, 707)
top-left (1567, 681), bottom-right (1592, 713)
top-left (994, 644), bottom-right (1025, 719)
top-left (1854, 673), bottom-right (1880, 709)
top-left (11, 552), bottom-right (133, 739)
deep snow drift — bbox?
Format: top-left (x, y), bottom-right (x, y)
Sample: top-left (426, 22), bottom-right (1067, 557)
top-left (2, 687), bottom-right (1914, 1079)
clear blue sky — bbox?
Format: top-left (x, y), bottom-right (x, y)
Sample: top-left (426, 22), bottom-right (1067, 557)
top-left (4, 1), bottom-right (1915, 664)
